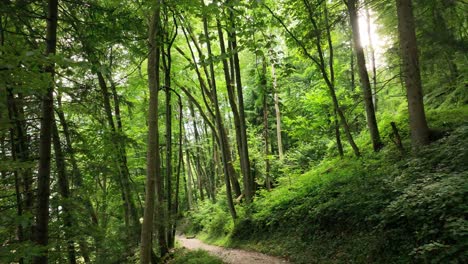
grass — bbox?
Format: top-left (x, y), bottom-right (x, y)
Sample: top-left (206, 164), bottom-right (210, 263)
top-left (169, 249), bottom-right (225, 264)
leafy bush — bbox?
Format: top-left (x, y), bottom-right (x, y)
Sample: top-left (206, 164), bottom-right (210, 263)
top-left (184, 198), bottom-right (234, 238)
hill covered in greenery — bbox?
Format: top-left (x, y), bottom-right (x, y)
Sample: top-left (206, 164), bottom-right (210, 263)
top-left (183, 107), bottom-right (468, 263)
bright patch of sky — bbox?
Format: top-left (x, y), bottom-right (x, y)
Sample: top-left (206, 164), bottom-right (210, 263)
top-left (357, 9), bottom-right (389, 68)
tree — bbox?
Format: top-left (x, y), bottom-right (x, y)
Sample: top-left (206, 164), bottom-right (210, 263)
top-left (395, 0), bottom-right (430, 147)
top-left (346, 0), bottom-right (382, 151)
top-left (140, 1), bottom-right (162, 262)
top-left (34, 0), bottom-right (58, 263)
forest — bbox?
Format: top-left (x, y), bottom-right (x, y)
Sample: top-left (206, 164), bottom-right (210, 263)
top-left (0, 0), bottom-right (467, 263)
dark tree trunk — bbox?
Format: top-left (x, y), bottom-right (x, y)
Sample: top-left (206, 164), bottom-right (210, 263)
top-left (261, 58), bottom-right (271, 190)
top-left (396, 0), bottom-right (430, 147)
top-left (171, 97), bottom-right (183, 245)
top-left (162, 19), bottom-right (175, 247)
top-left (34, 1), bottom-right (58, 263)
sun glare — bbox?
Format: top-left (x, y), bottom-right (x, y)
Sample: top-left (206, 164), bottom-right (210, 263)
top-left (357, 9), bottom-right (388, 68)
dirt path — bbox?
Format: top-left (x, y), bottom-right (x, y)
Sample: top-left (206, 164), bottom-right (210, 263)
top-left (176, 235), bottom-right (290, 264)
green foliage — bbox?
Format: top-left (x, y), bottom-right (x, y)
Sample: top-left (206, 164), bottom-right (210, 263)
top-left (170, 249), bottom-right (224, 264)
top-left (187, 108), bottom-right (468, 263)
top-left (184, 199), bottom-right (234, 239)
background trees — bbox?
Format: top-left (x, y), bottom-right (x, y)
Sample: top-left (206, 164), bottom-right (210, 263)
top-left (0, 0), bottom-right (466, 263)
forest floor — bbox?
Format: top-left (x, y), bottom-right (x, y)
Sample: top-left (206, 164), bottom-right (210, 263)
top-left (176, 235), bottom-right (290, 264)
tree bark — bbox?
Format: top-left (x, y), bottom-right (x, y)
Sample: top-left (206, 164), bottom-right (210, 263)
top-left (34, 0), bottom-right (58, 262)
top-left (216, 19), bottom-right (243, 198)
top-left (396, 0), bottom-right (430, 147)
top-left (227, 0), bottom-right (253, 202)
top-left (261, 58), bottom-right (271, 190)
top-left (162, 19), bottom-right (175, 247)
top-left (201, 2), bottom-right (237, 219)
top-left (347, 0), bottom-right (383, 151)
top-left (141, 3), bottom-right (165, 262)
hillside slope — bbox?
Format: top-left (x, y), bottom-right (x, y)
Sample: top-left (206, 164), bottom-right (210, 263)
top-left (184, 107), bottom-right (468, 263)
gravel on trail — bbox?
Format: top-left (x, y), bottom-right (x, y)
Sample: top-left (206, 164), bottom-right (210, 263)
top-left (176, 235), bottom-right (290, 264)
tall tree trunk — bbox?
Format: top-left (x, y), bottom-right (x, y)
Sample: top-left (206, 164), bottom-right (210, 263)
top-left (162, 37), bottom-right (174, 250)
top-left (396, 0), bottom-right (430, 147)
top-left (34, 0), bottom-right (58, 262)
top-left (261, 58), bottom-right (271, 190)
top-left (52, 120), bottom-right (77, 264)
top-left (216, 19), bottom-right (243, 198)
top-left (227, 1), bottom-right (253, 202)
top-left (141, 2), bottom-right (165, 262)
top-left (201, 2), bottom-right (236, 219)
top-left (171, 97), bottom-right (183, 245)
top-left (347, 0), bottom-right (383, 151)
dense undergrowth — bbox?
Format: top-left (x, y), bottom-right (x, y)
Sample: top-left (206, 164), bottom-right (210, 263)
top-left (181, 106), bottom-right (468, 263)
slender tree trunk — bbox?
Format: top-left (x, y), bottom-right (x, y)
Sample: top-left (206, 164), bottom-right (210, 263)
top-left (97, 71), bottom-right (139, 239)
top-left (185, 149), bottom-right (194, 207)
top-left (171, 98), bottom-right (183, 244)
top-left (189, 104), bottom-right (205, 201)
top-left (270, 59), bottom-right (284, 159)
top-left (34, 1), bottom-right (58, 262)
top-left (334, 109), bottom-right (344, 157)
top-left (366, 8), bottom-right (378, 112)
top-left (227, 1), bottom-right (253, 202)
top-left (347, 0), bottom-right (382, 151)
top-left (216, 19), bottom-right (243, 198)
top-left (396, 0), bottom-right (430, 147)
top-left (201, 2), bottom-right (236, 219)
top-left (141, 3), bottom-right (165, 262)
top-left (163, 45), bottom-right (174, 250)
top-left (261, 58), bottom-right (271, 190)
top-left (52, 120), bottom-right (77, 264)
top-left (350, 44), bottom-right (356, 91)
